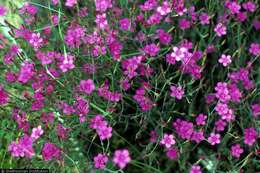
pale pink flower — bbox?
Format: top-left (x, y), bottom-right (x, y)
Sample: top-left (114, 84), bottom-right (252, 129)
top-left (113, 149), bottom-right (131, 169)
top-left (208, 133), bottom-right (221, 145)
top-left (31, 125), bottom-right (44, 141)
top-left (160, 134), bottom-right (176, 148)
top-left (218, 54), bottom-right (232, 67)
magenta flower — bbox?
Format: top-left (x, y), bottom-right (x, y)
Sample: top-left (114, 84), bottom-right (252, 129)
top-left (189, 165), bottom-right (202, 173)
top-left (251, 104), bottom-right (260, 118)
top-left (214, 23), bottom-right (227, 37)
top-left (244, 127), bottom-right (258, 146)
top-left (196, 114), bottom-right (207, 126)
top-left (95, 13), bottom-right (108, 30)
top-left (227, 1), bottom-right (241, 14)
top-left (0, 85), bottom-right (9, 105)
top-left (242, 2), bottom-right (256, 12)
top-left (179, 19), bottom-right (191, 30)
top-left (29, 33), bottom-right (43, 49)
top-left (173, 119), bottom-right (194, 140)
top-left (208, 133), bottom-right (221, 145)
top-left (215, 119), bottom-right (227, 132)
top-left (156, 1), bottom-right (171, 16)
top-left (156, 29), bottom-right (172, 45)
top-left (119, 18), bottom-right (131, 31)
top-left (56, 123), bottom-right (70, 140)
top-left (215, 82), bottom-right (231, 102)
top-left (5, 71), bottom-right (16, 83)
top-left (143, 43), bottom-right (160, 56)
top-left (170, 85), bottom-right (184, 100)
top-left (113, 149), bottom-right (131, 169)
top-left (94, 153), bottom-right (108, 169)
top-left (199, 13), bottom-right (210, 25)
top-left (18, 61), bottom-right (35, 84)
top-left (64, 24), bottom-right (85, 48)
top-left (89, 114), bottom-right (107, 130)
top-left (249, 43), bottom-right (260, 56)
top-left (79, 79), bottom-right (95, 95)
top-left (166, 147), bottom-right (178, 160)
top-left (218, 54), bottom-right (232, 67)
top-left (97, 125), bottom-right (113, 140)
top-left (160, 134), bottom-right (176, 148)
top-left (8, 135), bottom-right (35, 158)
top-left (191, 131), bottom-right (205, 143)
top-left (95, 0), bottom-right (112, 12)
top-left (0, 5), bottom-right (7, 16)
top-left (58, 54), bottom-right (75, 73)
top-left (41, 142), bottom-right (61, 161)
top-left (231, 144), bottom-right (244, 158)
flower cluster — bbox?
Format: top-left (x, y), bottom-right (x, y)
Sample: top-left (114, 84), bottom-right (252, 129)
top-left (90, 114), bottom-right (112, 140)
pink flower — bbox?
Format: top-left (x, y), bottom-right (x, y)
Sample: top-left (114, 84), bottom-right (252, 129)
top-left (173, 119), bottom-right (194, 140)
top-left (52, 0), bottom-right (59, 5)
top-left (215, 102), bottom-right (229, 115)
top-left (227, 1), bottom-right (241, 14)
top-left (251, 104), bottom-right (260, 118)
top-left (218, 54), bottom-right (232, 67)
top-left (156, 1), bottom-right (171, 16)
top-left (160, 134), bottom-right (176, 148)
top-left (0, 86), bottom-right (9, 105)
top-left (231, 144), bottom-right (244, 158)
top-left (90, 114), bottom-right (107, 130)
top-left (143, 43), bottom-right (160, 56)
top-left (18, 61), bottom-right (35, 84)
top-left (0, 5), bottom-right (7, 16)
top-left (191, 131), bottom-right (205, 143)
top-left (95, 13), bottom-right (108, 30)
top-left (244, 127), bottom-right (258, 146)
top-left (166, 147), bottom-right (178, 160)
top-left (56, 123), bottom-right (70, 140)
top-left (242, 2), bottom-right (256, 12)
top-left (214, 23), bottom-right (227, 37)
top-left (97, 125), bottom-right (113, 140)
top-left (208, 133), bottom-right (221, 145)
top-left (31, 125), bottom-right (44, 141)
top-left (249, 43), bottom-right (260, 56)
top-left (196, 114), bottom-right (207, 126)
top-left (58, 54), bottom-right (75, 72)
top-left (8, 135), bottom-right (35, 158)
top-left (64, 24), bottom-right (85, 48)
top-left (5, 71), bottom-right (16, 83)
top-left (228, 84), bottom-right (242, 103)
top-left (199, 13), bottom-right (210, 25)
top-left (94, 153), bottom-right (108, 169)
top-left (41, 142), bottom-right (61, 161)
top-left (156, 29), bottom-right (172, 45)
top-left (215, 119), bottom-right (227, 132)
top-left (189, 165), bottom-right (202, 173)
top-left (29, 33), bottom-right (43, 49)
top-left (65, 0), bottom-right (77, 7)
top-left (113, 149), bottom-right (131, 169)
top-left (179, 19), bottom-right (191, 30)
top-left (171, 46), bottom-right (188, 61)
top-left (119, 18), bottom-right (131, 31)
top-left (79, 79), bottom-right (95, 95)
top-left (215, 82), bottom-right (231, 102)
top-left (95, 0), bottom-right (112, 12)
top-left (170, 85), bottom-right (184, 100)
